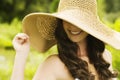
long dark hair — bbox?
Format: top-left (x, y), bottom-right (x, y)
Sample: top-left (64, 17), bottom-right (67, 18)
top-left (54, 20), bottom-right (117, 80)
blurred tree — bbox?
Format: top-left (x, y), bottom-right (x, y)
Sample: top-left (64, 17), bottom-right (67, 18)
top-left (105, 0), bottom-right (120, 13)
top-left (97, 0), bottom-right (120, 22)
top-left (0, 0), bottom-right (59, 23)
top-left (0, 0), bottom-right (120, 23)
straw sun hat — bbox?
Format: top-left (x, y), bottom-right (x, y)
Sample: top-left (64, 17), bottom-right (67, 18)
top-left (22, 0), bottom-right (120, 52)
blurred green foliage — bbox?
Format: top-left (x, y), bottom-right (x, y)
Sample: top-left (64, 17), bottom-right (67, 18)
top-left (97, 0), bottom-right (120, 22)
top-left (114, 18), bottom-right (120, 32)
top-left (0, 0), bottom-right (120, 22)
top-left (0, 0), bottom-right (120, 80)
top-left (0, 0), bottom-right (59, 22)
top-left (0, 45), bottom-right (57, 80)
top-left (0, 18), bottom-right (21, 49)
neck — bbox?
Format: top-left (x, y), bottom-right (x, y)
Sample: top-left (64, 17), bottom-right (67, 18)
top-left (77, 39), bottom-right (87, 57)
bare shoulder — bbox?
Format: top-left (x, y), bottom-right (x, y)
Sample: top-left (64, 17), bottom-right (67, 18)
top-left (33, 54), bottom-right (72, 80)
top-left (102, 49), bottom-right (115, 72)
top-left (45, 54), bottom-right (61, 63)
top-left (44, 54), bottom-right (73, 79)
top-left (103, 49), bottom-right (112, 63)
top-left (39, 54), bottom-right (66, 74)
top-left (44, 54), bottom-right (65, 68)
top-left (45, 54), bottom-right (69, 73)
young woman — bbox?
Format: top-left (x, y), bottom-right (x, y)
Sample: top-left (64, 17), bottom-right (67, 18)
top-left (11, 0), bottom-right (120, 80)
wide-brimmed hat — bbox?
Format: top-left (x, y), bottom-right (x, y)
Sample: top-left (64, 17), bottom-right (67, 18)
top-left (22, 0), bottom-right (120, 52)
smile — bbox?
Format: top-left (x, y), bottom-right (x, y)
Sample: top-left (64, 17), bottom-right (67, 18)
top-left (69, 30), bottom-right (82, 35)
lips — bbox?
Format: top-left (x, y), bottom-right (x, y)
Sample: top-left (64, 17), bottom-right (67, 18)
top-left (69, 30), bottom-right (82, 35)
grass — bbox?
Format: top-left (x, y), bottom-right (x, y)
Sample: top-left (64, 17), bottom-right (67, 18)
top-left (0, 45), bottom-right (57, 80)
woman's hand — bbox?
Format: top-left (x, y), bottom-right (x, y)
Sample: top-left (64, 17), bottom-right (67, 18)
top-left (11, 33), bottom-right (30, 80)
top-left (12, 33), bottom-right (30, 54)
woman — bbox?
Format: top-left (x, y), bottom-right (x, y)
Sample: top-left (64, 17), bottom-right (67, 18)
top-left (11, 0), bottom-right (120, 80)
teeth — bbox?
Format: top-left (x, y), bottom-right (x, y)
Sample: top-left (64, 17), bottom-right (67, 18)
top-left (70, 31), bottom-right (81, 35)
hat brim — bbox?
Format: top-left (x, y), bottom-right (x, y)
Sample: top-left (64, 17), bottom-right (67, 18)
top-left (22, 10), bottom-right (120, 52)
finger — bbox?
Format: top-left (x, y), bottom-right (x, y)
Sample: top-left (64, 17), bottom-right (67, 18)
top-left (16, 33), bottom-right (29, 39)
top-left (21, 38), bottom-right (28, 44)
top-left (17, 36), bottom-right (29, 45)
top-left (12, 33), bottom-right (29, 45)
top-left (15, 33), bottom-right (29, 41)
top-left (16, 37), bottom-right (25, 44)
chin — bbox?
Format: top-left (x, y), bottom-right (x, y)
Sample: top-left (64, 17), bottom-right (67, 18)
top-left (70, 39), bottom-right (81, 43)
top-left (70, 37), bottom-right (86, 43)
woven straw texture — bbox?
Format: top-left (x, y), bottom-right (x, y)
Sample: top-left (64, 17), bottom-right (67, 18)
top-left (22, 0), bottom-right (120, 52)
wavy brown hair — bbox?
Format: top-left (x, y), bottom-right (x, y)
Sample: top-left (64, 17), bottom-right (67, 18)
top-left (54, 20), bottom-right (117, 80)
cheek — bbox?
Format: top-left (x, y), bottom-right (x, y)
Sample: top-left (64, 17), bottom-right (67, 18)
top-left (63, 26), bottom-right (69, 36)
top-left (79, 33), bottom-right (88, 40)
top-left (63, 25), bottom-right (68, 32)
